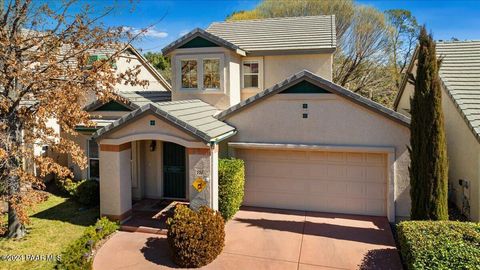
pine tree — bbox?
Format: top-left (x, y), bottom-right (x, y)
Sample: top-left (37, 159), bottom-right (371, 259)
top-left (409, 26), bottom-right (449, 220)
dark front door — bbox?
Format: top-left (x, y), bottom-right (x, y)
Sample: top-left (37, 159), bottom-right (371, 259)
top-left (163, 142), bottom-right (186, 198)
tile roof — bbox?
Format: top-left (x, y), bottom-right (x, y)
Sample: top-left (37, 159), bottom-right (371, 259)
top-left (93, 100), bottom-right (236, 143)
top-left (216, 70), bottom-right (410, 127)
top-left (206, 15), bottom-right (336, 54)
top-left (437, 40), bottom-right (480, 140)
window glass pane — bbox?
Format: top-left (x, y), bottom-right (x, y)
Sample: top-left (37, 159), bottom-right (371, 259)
top-left (243, 62), bottom-right (259, 74)
top-left (244, 74), bottom-right (258, 88)
top-left (88, 139), bottom-right (98, 158)
top-left (89, 159), bottom-right (99, 179)
top-left (203, 59), bottom-right (220, 89)
top-left (181, 60), bottom-right (198, 88)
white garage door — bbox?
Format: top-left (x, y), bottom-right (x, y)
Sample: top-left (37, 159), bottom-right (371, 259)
top-left (236, 149), bottom-right (388, 216)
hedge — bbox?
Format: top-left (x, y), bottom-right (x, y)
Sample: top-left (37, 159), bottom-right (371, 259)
top-left (55, 178), bottom-right (99, 207)
top-left (167, 205), bottom-right (225, 267)
top-left (397, 221), bottom-right (480, 269)
top-left (56, 217), bottom-right (119, 270)
top-left (218, 158), bottom-right (245, 220)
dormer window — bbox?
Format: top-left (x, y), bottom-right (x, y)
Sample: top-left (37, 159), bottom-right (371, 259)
top-left (181, 59), bottom-right (198, 89)
top-left (176, 54), bottom-right (224, 91)
top-left (203, 59), bottom-right (220, 89)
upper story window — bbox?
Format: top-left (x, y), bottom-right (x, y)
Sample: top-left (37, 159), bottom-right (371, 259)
top-left (243, 61), bottom-right (259, 88)
top-left (176, 54), bottom-right (224, 91)
top-left (203, 59), bottom-right (220, 89)
top-left (181, 59), bottom-right (198, 89)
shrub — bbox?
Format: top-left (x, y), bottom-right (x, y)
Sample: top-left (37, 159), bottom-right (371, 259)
top-left (56, 217), bottom-right (118, 270)
top-left (218, 158), bottom-right (245, 220)
top-left (75, 180), bottom-right (100, 207)
top-left (55, 178), bottom-right (80, 196)
top-left (55, 179), bottom-right (99, 207)
top-left (167, 205), bottom-right (225, 268)
top-left (397, 221), bottom-right (480, 269)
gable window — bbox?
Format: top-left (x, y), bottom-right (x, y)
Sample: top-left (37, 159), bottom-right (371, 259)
top-left (88, 139), bottom-right (99, 180)
top-left (243, 60), bottom-right (259, 88)
top-left (181, 59), bottom-right (198, 88)
top-left (203, 59), bottom-right (220, 89)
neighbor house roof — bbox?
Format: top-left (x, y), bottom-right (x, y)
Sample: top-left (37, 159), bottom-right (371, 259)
top-left (437, 40), bottom-right (480, 140)
top-left (93, 99), bottom-right (236, 143)
top-left (216, 70), bottom-right (410, 127)
top-left (206, 15), bottom-right (336, 55)
top-left (84, 90), bottom-right (172, 112)
top-left (163, 15), bottom-right (336, 56)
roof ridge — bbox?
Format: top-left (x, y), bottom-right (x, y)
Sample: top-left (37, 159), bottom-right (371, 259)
top-left (208, 15), bottom-right (335, 27)
top-left (437, 40), bottom-right (480, 44)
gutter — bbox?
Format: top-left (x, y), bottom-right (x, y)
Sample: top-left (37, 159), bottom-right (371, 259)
top-left (208, 129), bottom-right (237, 145)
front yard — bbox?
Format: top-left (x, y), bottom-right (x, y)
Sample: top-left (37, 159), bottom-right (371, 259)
top-left (0, 190), bottom-right (98, 269)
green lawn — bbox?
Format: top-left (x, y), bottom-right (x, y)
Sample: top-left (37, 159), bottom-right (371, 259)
top-left (0, 192), bottom-right (99, 270)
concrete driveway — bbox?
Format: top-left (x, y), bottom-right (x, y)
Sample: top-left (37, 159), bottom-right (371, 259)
top-left (93, 207), bottom-right (402, 270)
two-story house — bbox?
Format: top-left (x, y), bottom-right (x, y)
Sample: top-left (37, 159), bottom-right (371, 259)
top-left (92, 16), bottom-right (411, 223)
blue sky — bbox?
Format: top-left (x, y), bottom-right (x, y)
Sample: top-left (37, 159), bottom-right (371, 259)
top-left (91, 0), bottom-right (480, 53)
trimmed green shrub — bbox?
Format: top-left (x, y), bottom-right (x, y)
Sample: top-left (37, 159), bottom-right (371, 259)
top-left (397, 221), bottom-right (480, 269)
top-left (55, 178), bottom-right (80, 196)
top-left (55, 179), bottom-right (99, 207)
top-left (56, 217), bottom-right (118, 270)
top-left (76, 180), bottom-right (100, 207)
top-left (218, 158), bottom-right (245, 220)
top-left (167, 205), bottom-right (225, 268)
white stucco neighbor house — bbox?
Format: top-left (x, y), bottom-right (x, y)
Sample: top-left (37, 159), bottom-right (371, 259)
top-left (395, 40), bottom-right (480, 221)
top-left (79, 15), bottom-right (411, 223)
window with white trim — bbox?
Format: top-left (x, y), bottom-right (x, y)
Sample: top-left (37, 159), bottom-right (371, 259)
top-left (181, 59), bottom-right (198, 89)
top-left (176, 54), bottom-right (224, 91)
top-left (242, 60), bottom-right (259, 88)
top-left (203, 59), bottom-right (220, 89)
top-left (88, 139), bottom-right (99, 180)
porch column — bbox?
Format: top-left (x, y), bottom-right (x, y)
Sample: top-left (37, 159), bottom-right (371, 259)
top-left (187, 146), bottom-right (219, 211)
top-left (99, 142), bottom-right (132, 222)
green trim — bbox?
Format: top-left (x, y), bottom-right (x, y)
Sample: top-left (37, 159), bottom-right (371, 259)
top-left (75, 127), bottom-right (98, 132)
top-left (280, 80), bottom-right (331, 94)
top-left (94, 101), bottom-right (132, 111)
top-left (179, 37), bottom-right (219, 49)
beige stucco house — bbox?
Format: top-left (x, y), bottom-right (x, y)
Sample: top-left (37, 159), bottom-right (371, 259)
top-left (82, 16), bottom-right (411, 223)
top-left (394, 40), bottom-right (480, 221)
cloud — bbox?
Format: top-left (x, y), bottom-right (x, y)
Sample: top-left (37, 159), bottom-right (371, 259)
top-left (123, 26), bottom-right (168, 39)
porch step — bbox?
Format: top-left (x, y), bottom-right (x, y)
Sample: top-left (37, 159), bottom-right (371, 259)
top-left (120, 225), bottom-right (168, 235)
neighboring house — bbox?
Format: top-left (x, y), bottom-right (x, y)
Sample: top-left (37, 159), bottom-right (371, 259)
top-left (394, 40), bottom-right (480, 221)
top-left (52, 45), bottom-right (171, 181)
top-left (93, 15), bottom-right (411, 223)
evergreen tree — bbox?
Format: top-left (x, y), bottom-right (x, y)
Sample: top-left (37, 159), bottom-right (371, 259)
top-left (409, 26), bottom-right (449, 220)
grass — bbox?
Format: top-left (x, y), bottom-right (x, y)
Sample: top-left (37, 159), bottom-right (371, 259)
top-left (0, 190), bottom-right (99, 270)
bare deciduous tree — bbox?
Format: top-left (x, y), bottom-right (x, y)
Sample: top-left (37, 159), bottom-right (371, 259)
top-left (0, 0), bottom-right (146, 238)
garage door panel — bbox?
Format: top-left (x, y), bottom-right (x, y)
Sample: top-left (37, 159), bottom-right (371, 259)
top-left (240, 149), bottom-right (388, 216)
top-left (366, 184), bottom-right (386, 199)
top-left (366, 166), bottom-right (386, 183)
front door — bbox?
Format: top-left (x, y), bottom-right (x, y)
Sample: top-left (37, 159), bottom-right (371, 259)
top-left (163, 142), bottom-right (186, 198)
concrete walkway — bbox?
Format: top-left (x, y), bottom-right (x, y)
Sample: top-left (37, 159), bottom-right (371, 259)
top-left (93, 207), bottom-right (402, 270)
